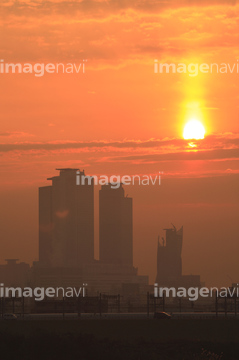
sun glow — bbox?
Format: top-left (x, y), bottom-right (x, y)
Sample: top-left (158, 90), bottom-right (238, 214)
top-left (183, 119), bottom-right (205, 140)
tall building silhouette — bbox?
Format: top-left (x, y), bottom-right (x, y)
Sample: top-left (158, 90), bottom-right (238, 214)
top-left (39, 168), bottom-right (94, 267)
top-left (99, 184), bottom-right (133, 265)
top-left (156, 225), bottom-right (183, 284)
top-left (155, 225), bottom-right (201, 288)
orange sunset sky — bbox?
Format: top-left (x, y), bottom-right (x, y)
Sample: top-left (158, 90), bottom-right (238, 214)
top-left (0, 0), bottom-right (239, 286)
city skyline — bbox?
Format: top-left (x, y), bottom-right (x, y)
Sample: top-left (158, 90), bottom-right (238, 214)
top-left (1, 168), bottom-right (148, 296)
top-left (1, 167), bottom-right (235, 290)
top-left (0, 168), bottom-right (238, 287)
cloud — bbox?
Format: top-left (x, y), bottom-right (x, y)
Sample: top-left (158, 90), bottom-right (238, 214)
top-left (0, 131), bottom-right (33, 137)
top-left (0, 138), bottom-right (177, 152)
top-left (109, 148), bottom-right (239, 162)
top-left (1, 1), bottom-right (238, 16)
top-left (0, 0), bottom-right (239, 65)
top-left (0, 133), bottom-right (239, 158)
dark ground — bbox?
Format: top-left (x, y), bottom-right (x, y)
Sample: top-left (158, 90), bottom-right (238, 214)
top-left (1, 319), bottom-right (239, 359)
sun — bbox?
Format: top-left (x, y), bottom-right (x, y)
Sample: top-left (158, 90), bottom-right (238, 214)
top-left (183, 119), bottom-right (205, 140)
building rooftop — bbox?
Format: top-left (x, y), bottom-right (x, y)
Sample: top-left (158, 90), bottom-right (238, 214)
top-left (55, 168), bottom-right (79, 171)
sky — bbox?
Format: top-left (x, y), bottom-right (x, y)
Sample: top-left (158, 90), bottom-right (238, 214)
top-left (0, 0), bottom-right (239, 286)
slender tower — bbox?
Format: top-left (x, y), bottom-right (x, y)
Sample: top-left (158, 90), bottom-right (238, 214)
top-left (99, 183), bottom-right (133, 265)
top-left (155, 226), bottom-right (183, 284)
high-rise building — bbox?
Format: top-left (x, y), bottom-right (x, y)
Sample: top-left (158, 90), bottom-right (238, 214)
top-left (39, 168), bottom-right (94, 267)
top-left (99, 184), bottom-right (133, 265)
top-left (156, 225), bottom-right (183, 284)
top-left (155, 225), bottom-right (201, 288)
